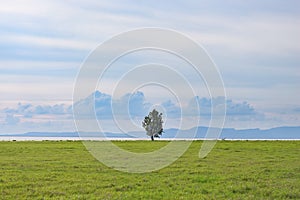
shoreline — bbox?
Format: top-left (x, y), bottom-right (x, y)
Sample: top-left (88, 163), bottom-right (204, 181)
top-left (0, 136), bottom-right (299, 141)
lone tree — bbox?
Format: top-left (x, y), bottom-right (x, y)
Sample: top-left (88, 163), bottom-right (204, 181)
top-left (142, 109), bottom-right (164, 141)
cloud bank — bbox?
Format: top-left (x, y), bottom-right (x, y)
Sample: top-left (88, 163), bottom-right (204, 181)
top-left (0, 90), bottom-right (270, 133)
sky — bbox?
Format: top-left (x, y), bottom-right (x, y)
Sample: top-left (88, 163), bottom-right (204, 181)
top-left (0, 0), bottom-right (300, 133)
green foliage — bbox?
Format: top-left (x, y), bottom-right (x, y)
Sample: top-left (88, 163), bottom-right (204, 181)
top-left (142, 109), bottom-right (164, 139)
top-left (0, 140), bottom-right (299, 199)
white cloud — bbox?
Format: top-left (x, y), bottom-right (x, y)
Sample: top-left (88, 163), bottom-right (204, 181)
top-left (1, 89), bottom-right (300, 132)
top-left (185, 15), bottom-right (300, 57)
top-left (0, 34), bottom-right (94, 51)
top-left (3, 102), bottom-right (71, 117)
top-left (0, 74), bottom-right (74, 101)
top-left (0, 90), bottom-right (261, 123)
top-left (0, 60), bottom-right (79, 70)
top-left (74, 91), bottom-right (151, 119)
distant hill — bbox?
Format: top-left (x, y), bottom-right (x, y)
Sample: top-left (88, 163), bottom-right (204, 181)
top-left (1, 126), bottom-right (299, 139)
top-left (0, 131), bottom-right (134, 138)
top-left (161, 126), bottom-right (300, 139)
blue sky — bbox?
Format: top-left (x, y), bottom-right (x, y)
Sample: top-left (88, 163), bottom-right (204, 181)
top-left (0, 0), bottom-right (299, 133)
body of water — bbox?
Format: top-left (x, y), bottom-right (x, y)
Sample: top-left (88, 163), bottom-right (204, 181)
top-left (0, 136), bottom-right (299, 141)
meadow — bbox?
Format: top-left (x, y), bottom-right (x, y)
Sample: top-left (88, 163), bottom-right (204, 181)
top-left (0, 140), bottom-right (299, 199)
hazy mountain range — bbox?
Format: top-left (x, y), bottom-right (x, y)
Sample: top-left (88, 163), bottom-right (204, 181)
top-left (1, 126), bottom-right (299, 139)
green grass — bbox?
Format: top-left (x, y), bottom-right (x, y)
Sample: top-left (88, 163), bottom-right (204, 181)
top-left (0, 140), bottom-right (299, 199)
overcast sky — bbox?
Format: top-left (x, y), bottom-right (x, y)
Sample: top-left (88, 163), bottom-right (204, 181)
top-left (0, 0), bottom-right (299, 133)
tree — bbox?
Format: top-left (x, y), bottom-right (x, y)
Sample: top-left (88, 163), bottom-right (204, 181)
top-left (142, 109), bottom-right (164, 141)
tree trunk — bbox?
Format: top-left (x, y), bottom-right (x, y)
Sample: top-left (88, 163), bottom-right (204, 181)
top-left (151, 135), bottom-right (154, 141)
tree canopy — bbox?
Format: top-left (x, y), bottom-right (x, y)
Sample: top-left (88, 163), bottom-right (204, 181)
top-left (142, 109), bottom-right (164, 141)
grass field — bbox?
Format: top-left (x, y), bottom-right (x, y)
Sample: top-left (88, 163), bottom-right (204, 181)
top-left (0, 140), bottom-right (299, 199)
